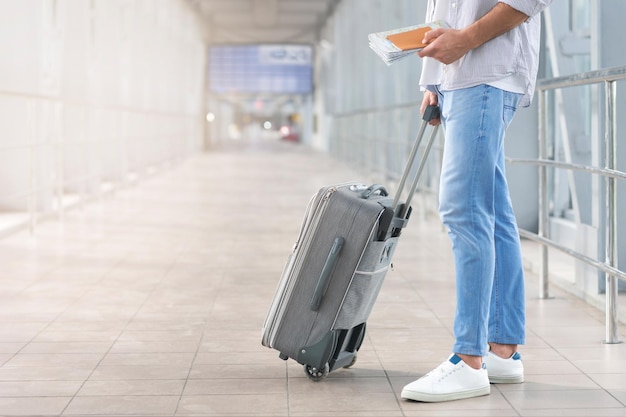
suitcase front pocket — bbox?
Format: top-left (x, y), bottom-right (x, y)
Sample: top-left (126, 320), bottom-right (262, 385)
top-left (333, 239), bottom-right (396, 330)
top-left (334, 268), bottom-right (387, 330)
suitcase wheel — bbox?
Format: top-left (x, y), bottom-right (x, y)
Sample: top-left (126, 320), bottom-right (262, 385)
top-left (303, 363), bottom-right (329, 381)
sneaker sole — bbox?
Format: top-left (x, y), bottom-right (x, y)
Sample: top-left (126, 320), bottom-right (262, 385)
top-left (401, 385), bottom-right (490, 403)
top-left (489, 375), bottom-right (524, 384)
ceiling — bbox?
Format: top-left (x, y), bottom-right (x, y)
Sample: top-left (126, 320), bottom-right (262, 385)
top-left (186, 0), bottom-right (340, 45)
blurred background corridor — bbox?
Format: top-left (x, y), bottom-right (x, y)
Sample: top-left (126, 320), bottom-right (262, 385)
top-left (0, 1), bottom-right (625, 415)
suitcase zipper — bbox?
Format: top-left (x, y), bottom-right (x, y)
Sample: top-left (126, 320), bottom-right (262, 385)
top-left (293, 186), bottom-right (337, 252)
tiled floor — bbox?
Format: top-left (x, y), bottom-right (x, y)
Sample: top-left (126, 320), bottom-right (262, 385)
top-left (0, 138), bottom-right (625, 416)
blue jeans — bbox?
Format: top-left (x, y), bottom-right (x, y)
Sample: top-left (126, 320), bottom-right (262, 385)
top-left (436, 84), bottom-right (526, 357)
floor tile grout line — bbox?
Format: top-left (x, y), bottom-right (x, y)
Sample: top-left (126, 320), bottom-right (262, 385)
top-left (173, 329), bottom-right (205, 417)
top-left (58, 257), bottom-right (179, 417)
top-left (374, 332), bottom-right (407, 417)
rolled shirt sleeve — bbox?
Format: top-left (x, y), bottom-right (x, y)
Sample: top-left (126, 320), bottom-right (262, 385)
top-left (498, 0), bottom-right (552, 18)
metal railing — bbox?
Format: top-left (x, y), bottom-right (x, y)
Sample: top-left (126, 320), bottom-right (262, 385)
top-left (509, 66), bottom-right (626, 344)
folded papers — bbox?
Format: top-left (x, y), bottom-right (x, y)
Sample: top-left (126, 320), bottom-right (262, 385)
top-left (368, 21), bottom-right (450, 65)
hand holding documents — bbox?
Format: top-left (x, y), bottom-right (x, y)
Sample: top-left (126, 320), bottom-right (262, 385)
top-left (368, 21), bottom-right (450, 66)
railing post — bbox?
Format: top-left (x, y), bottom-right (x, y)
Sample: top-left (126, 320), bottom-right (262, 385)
top-left (28, 100), bottom-right (37, 235)
top-left (604, 80), bottom-right (621, 344)
top-left (366, 113), bottom-right (373, 177)
top-left (538, 89), bottom-right (550, 299)
top-left (56, 102), bottom-right (65, 222)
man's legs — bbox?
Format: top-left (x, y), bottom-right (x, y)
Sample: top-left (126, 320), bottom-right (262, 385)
top-left (437, 84), bottom-right (523, 360)
top-left (402, 85), bottom-right (525, 402)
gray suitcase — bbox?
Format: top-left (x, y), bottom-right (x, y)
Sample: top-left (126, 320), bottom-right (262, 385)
top-left (261, 106), bottom-right (440, 381)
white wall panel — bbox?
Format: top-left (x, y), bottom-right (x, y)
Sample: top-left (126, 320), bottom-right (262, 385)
top-left (0, 0), bottom-right (44, 95)
top-left (0, 0), bottom-right (206, 216)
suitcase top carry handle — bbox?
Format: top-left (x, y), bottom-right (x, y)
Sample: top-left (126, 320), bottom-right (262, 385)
top-left (360, 184), bottom-right (388, 199)
top-left (391, 105), bottom-right (440, 217)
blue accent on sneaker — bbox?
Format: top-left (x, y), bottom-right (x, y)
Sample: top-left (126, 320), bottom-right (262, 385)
top-left (450, 354), bottom-right (462, 365)
top-left (512, 352), bottom-right (522, 360)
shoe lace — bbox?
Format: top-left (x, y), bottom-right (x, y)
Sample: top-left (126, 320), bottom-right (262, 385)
top-left (424, 361), bottom-right (455, 380)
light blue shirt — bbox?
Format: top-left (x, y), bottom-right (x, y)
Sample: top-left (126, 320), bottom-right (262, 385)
top-left (420, 0), bottom-right (553, 107)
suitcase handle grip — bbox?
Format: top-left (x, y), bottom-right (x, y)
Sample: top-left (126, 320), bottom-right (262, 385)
top-left (310, 237), bottom-right (345, 311)
top-left (360, 184), bottom-right (388, 199)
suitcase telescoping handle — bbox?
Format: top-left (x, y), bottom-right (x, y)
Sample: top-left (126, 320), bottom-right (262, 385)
top-left (391, 105), bottom-right (440, 219)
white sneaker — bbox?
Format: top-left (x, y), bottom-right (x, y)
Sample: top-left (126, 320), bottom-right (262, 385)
top-left (483, 351), bottom-right (524, 384)
top-left (401, 354), bottom-right (490, 402)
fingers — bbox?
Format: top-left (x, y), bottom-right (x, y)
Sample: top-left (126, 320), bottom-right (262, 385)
top-left (418, 28), bottom-right (466, 64)
top-left (422, 28), bottom-right (444, 45)
top-left (427, 92), bottom-right (438, 106)
top-left (421, 92), bottom-right (441, 126)
top-left (418, 29), bottom-right (441, 58)
top-left (421, 91), bottom-right (438, 109)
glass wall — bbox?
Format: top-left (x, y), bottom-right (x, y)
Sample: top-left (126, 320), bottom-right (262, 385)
top-left (0, 0), bottom-right (206, 233)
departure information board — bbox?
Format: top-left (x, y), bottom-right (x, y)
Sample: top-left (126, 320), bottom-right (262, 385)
top-left (209, 45), bottom-right (313, 94)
